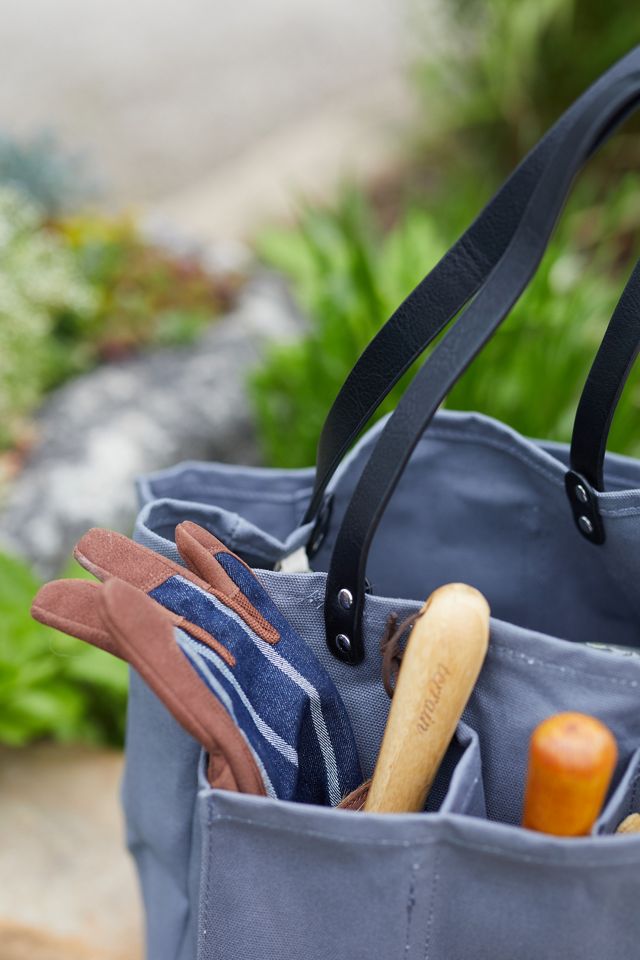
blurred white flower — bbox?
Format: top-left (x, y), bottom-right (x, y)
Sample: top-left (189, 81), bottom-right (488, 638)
top-left (0, 186), bottom-right (97, 447)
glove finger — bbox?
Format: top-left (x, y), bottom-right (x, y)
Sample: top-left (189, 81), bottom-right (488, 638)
top-left (74, 528), bottom-right (240, 667)
top-left (74, 527), bottom-right (186, 590)
top-left (75, 527), bottom-right (277, 650)
top-left (175, 521), bottom-right (279, 643)
top-left (102, 578), bottom-right (267, 797)
top-left (31, 579), bottom-right (123, 658)
top-left (175, 521), bottom-right (253, 593)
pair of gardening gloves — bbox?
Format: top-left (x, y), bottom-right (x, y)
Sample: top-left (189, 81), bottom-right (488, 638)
top-left (31, 522), bottom-right (363, 806)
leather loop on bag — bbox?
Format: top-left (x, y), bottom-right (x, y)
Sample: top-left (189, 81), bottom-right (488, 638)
top-left (570, 259), bottom-right (640, 492)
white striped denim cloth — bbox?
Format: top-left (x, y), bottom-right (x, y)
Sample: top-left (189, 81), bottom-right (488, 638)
top-left (150, 549), bottom-right (363, 805)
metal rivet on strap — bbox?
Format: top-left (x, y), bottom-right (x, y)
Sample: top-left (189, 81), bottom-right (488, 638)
top-left (338, 588), bottom-right (353, 610)
top-left (335, 634), bottom-right (351, 655)
top-left (578, 515), bottom-right (594, 536)
top-left (564, 470), bottom-right (605, 546)
top-left (574, 484), bottom-right (589, 504)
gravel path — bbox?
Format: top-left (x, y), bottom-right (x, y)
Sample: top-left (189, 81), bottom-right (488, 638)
top-left (0, 0), bottom-right (409, 204)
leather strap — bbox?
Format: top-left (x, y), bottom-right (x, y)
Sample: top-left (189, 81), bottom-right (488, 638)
top-left (324, 71), bottom-right (640, 663)
top-left (304, 46), bottom-right (640, 525)
top-left (571, 259), bottom-right (640, 490)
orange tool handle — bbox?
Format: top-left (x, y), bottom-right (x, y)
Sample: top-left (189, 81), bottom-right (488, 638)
top-left (522, 712), bottom-right (617, 836)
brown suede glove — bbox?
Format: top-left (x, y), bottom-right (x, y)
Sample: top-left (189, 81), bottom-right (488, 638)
top-left (33, 573), bottom-right (267, 795)
top-left (32, 522), bottom-right (363, 805)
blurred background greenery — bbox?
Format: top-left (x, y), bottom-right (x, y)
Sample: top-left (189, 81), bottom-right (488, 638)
top-left (0, 142), bottom-right (239, 746)
top-left (252, 0), bottom-right (640, 467)
top-left (2, 0), bottom-right (640, 747)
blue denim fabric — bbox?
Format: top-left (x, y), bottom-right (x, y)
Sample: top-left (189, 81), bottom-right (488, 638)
top-left (150, 561), bottom-right (362, 805)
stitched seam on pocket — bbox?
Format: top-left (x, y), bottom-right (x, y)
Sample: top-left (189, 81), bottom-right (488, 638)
top-left (598, 504), bottom-right (640, 517)
top-left (458, 774), bottom-right (482, 815)
top-left (490, 643), bottom-right (640, 688)
top-left (198, 802), bottom-right (215, 960)
top-left (171, 485), bottom-right (313, 505)
top-left (441, 833), bottom-right (640, 867)
top-left (403, 859), bottom-right (421, 959)
top-left (423, 847), bottom-right (440, 960)
top-left (208, 810), bottom-right (433, 846)
top-left (207, 805), bottom-right (640, 867)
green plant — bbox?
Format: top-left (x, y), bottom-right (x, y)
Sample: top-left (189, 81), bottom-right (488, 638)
top-left (0, 193), bottom-right (236, 454)
top-left (0, 550), bottom-right (128, 746)
top-left (58, 213), bottom-right (229, 359)
top-left (252, 8), bottom-right (640, 468)
top-left (251, 177), bottom-right (640, 469)
top-left (251, 192), bottom-right (447, 466)
top-left (413, 0), bottom-right (640, 180)
top-left (0, 187), bottom-right (97, 450)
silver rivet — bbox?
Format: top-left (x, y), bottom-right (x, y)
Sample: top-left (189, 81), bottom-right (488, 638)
top-left (338, 588), bottom-right (353, 610)
top-left (578, 515), bottom-right (594, 535)
top-left (335, 633), bottom-right (351, 654)
top-left (575, 484), bottom-right (588, 504)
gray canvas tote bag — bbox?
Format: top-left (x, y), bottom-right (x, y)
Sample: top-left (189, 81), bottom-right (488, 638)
top-left (125, 47), bottom-right (640, 960)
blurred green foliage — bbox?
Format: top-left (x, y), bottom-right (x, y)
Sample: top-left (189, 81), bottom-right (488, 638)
top-left (251, 8), bottom-right (640, 469)
top-left (0, 551), bottom-right (127, 746)
top-left (0, 142), bottom-right (230, 747)
top-left (0, 188), bottom-right (97, 451)
top-left (413, 0), bottom-right (640, 179)
top-left (252, 194), bottom-right (447, 466)
top-left (58, 213), bottom-right (225, 357)
top-left (0, 189), bottom-right (229, 453)
top-left (252, 176), bottom-right (640, 468)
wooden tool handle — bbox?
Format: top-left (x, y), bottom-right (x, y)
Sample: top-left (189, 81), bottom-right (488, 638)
top-left (522, 712), bottom-right (617, 836)
top-left (365, 583), bottom-right (490, 814)
top-left (617, 813), bottom-right (640, 834)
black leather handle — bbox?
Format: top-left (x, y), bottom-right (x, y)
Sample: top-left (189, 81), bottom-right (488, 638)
top-left (304, 46), bottom-right (640, 527)
top-left (324, 71), bottom-right (640, 664)
top-left (570, 259), bottom-right (640, 490)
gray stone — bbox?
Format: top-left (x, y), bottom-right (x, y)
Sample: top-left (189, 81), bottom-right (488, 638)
top-left (0, 271), bottom-right (301, 577)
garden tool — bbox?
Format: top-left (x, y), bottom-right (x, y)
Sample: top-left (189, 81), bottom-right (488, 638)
top-left (617, 813), bottom-right (640, 834)
top-left (522, 712), bottom-right (617, 836)
top-left (364, 583), bottom-right (490, 814)
top-left (31, 522), bottom-right (362, 805)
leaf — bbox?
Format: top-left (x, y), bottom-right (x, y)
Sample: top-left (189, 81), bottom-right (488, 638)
top-left (0, 549), bottom-right (128, 747)
top-left (251, 173), bottom-right (640, 470)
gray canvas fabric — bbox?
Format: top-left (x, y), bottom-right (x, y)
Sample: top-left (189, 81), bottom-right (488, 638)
top-left (126, 410), bottom-right (640, 960)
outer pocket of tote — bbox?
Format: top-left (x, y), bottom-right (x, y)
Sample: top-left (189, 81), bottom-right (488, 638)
top-left (195, 726), bottom-right (486, 960)
top-left (196, 787), bottom-right (442, 960)
top-left (194, 727), bottom-right (485, 960)
top-left (197, 786), bottom-right (640, 960)
top-left (425, 816), bottom-right (640, 960)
